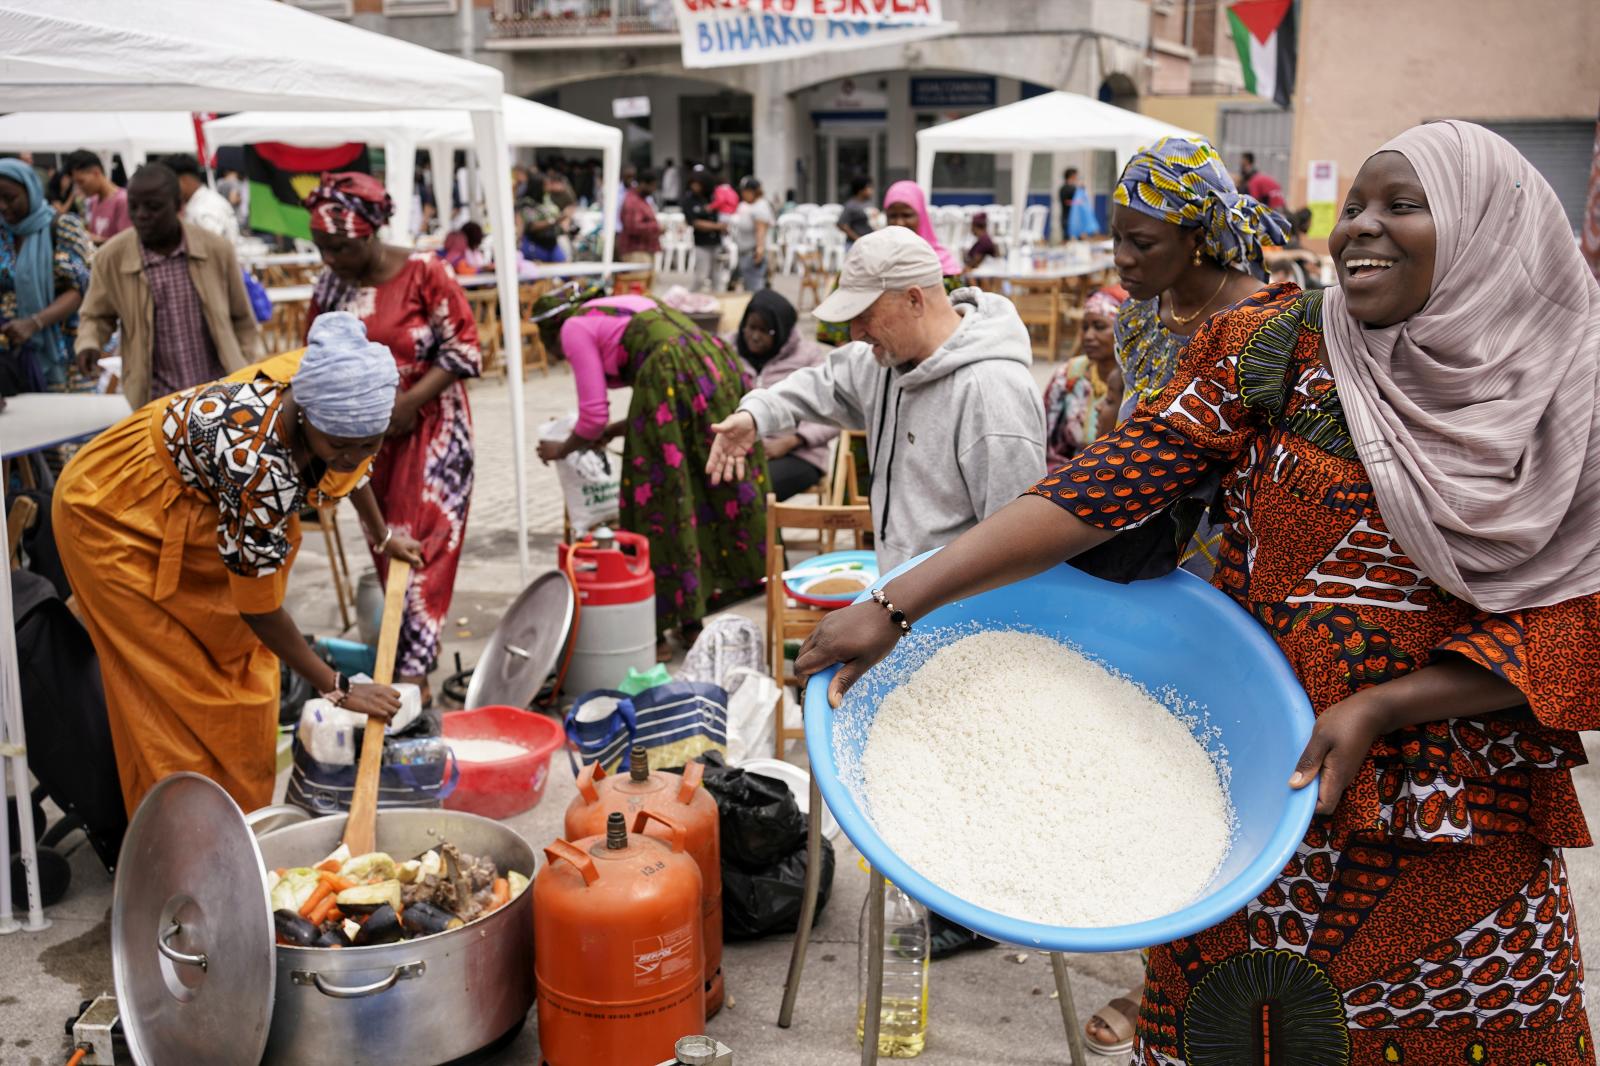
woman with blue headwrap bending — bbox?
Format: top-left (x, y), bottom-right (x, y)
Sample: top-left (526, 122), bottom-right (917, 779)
top-left (54, 313), bottom-right (424, 815)
top-left (0, 158), bottom-right (92, 393)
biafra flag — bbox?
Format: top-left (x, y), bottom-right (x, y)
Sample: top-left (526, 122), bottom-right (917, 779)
top-left (245, 142), bottom-right (371, 240)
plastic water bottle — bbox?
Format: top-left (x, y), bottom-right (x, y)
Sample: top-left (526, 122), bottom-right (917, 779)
top-left (856, 876), bottom-right (930, 1057)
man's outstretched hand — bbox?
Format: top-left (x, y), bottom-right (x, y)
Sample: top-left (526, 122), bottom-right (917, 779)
top-left (706, 411), bottom-right (759, 486)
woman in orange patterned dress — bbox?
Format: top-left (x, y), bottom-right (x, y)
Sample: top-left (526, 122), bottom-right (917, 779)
top-left (799, 123), bottom-right (1600, 1064)
top-left (55, 314), bottom-right (422, 814)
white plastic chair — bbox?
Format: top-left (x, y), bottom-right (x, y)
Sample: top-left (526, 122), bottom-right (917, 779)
top-left (1022, 203), bottom-right (1050, 244)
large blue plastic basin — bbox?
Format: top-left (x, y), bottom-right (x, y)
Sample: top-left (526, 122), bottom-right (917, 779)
top-left (805, 550), bottom-right (1317, 952)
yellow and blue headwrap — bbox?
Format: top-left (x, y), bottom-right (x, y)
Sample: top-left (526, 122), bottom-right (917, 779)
top-left (1114, 137), bottom-right (1287, 281)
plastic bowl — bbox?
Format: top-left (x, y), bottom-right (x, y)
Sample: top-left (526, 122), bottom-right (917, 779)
top-left (805, 550), bottom-right (1316, 953)
top-left (784, 550), bottom-right (879, 610)
top-left (442, 705), bottom-right (566, 820)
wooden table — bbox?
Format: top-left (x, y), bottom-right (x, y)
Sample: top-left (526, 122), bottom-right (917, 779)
top-left (969, 255), bottom-right (1117, 359)
top-left (968, 254), bottom-right (1116, 284)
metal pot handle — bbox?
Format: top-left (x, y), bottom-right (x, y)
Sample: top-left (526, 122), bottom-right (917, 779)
top-left (158, 922), bottom-right (208, 971)
top-left (244, 804), bottom-right (311, 837)
top-left (294, 961), bottom-right (425, 999)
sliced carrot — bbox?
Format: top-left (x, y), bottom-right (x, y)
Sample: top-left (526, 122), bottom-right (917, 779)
top-left (318, 873), bottom-right (354, 892)
top-left (315, 858), bottom-right (342, 873)
top-left (298, 881), bottom-right (334, 918)
top-left (273, 868), bottom-right (287, 877)
top-left (307, 893), bottom-right (337, 926)
top-left (489, 878), bottom-right (510, 912)
top-left (326, 907), bottom-right (344, 923)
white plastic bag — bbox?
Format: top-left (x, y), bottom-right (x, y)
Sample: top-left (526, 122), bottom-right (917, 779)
top-left (722, 667), bottom-right (780, 767)
top-left (296, 680), bottom-right (422, 767)
top-left (541, 414), bottom-right (620, 536)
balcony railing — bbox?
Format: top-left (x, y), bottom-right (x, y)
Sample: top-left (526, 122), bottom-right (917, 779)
top-left (489, 0), bottom-right (679, 40)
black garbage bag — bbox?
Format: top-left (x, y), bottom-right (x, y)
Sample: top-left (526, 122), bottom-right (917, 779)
top-left (721, 836), bottom-right (836, 941)
top-left (696, 752), bottom-right (806, 870)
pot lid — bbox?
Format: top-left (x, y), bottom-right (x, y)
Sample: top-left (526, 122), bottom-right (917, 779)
top-left (466, 569), bottom-right (575, 710)
top-left (111, 774), bottom-right (275, 1066)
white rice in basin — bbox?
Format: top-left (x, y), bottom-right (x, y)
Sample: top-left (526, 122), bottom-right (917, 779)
top-left (860, 630), bottom-right (1233, 929)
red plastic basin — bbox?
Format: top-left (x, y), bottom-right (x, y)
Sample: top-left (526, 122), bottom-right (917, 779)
top-left (442, 705), bottom-right (566, 820)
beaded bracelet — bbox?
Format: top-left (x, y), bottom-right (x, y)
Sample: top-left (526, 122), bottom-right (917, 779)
top-left (869, 588), bottom-right (911, 636)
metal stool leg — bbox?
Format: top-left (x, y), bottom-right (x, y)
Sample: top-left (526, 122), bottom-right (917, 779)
top-left (861, 866), bottom-right (886, 1066)
top-left (1050, 952), bottom-right (1089, 1064)
top-left (778, 772), bottom-right (825, 1027)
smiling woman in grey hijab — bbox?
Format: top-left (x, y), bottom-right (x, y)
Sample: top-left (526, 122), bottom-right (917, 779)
top-left (1323, 120), bottom-right (1600, 611)
top-left (791, 120), bottom-right (1600, 1064)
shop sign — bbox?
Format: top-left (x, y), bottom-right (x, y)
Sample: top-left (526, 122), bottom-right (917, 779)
top-left (909, 77), bottom-right (994, 109)
top-left (1305, 159), bottom-right (1337, 239)
top-left (674, 0), bottom-right (954, 69)
top-left (613, 96), bottom-right (652, 119)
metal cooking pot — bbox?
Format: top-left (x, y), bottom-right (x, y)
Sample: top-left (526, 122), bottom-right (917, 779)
top-left (112, 775), bottom-right (535, 1066)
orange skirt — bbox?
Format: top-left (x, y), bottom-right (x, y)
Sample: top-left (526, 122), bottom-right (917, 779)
top-left (54, 400), bottom-right (298, 816)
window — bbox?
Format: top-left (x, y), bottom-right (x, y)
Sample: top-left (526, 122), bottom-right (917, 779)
top-left (383, 0), bottom-right (459, 14)
top-left (284, 0), bottom-right (354, 17)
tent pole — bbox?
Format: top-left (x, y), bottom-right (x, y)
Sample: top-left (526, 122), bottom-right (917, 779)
top-left (0, 475), bottom-right (47, 935)
top-left (600, 144), bottom-right (618, 267)
top-left (385, 136), bottom-right (417, 246)
top-left (471, 108), bottom-right (529, 583)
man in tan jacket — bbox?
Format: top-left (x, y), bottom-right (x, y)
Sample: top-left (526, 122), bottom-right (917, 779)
top-left (76, 163), bottom-right (260, 407)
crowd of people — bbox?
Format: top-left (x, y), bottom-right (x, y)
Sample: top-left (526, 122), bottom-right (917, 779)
top-left (7, 113), bottom-right (1600, 1064)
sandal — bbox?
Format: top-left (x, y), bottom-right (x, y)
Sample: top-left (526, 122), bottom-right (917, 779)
top-left (1084, 989), bottom-right (1141, 1057)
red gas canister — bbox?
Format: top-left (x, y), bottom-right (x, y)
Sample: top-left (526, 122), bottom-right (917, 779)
top-left (535, 810), bottom-right (705, 1066)
top-left (566, 749), bottom-right (724, 1015)
top-left (558, 529), bottom-right (656, 695)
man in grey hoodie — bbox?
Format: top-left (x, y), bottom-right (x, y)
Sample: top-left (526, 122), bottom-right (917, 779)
top-left (707, 224), bottom-right (1045, 572)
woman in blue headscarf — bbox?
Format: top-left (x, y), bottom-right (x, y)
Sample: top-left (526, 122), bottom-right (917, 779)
top-left (0, 158), bottom-right (93, 393)
top-left (54, 313), bottom-right (424, 815)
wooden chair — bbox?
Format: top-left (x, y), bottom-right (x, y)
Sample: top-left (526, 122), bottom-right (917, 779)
top-left (262, 299), bottom-right (309, 356)
top-left (7, 494), bottom-right (38, 568)
top-left (300, 502), bottom-right (356, 632)
top-left (517, 281), bottom-right (552, 377)
top-left (465, 287), bottom-right (504, 376)
top-left (796, 251), bottom-right (833, 312)
top-left (1011, 278), bottom-right (1063, 360)
top-left (764, 495), bottom-right (873, 758)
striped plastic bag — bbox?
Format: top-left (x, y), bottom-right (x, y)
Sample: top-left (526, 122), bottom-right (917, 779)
top-left (565, 681), bottom-right (728, 776)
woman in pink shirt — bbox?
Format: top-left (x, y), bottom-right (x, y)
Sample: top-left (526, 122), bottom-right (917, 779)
top-left (536, 288), bottom-right (767, 654)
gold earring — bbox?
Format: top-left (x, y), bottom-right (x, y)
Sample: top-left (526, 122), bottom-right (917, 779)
top-left (1192, 247), bottom-right (1204, 267)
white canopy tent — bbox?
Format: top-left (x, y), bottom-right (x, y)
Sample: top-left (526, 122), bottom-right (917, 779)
top-left (0, 0), bottom-right (532, 933)
top-left (916, 91), bottom-right (1203, 235)
top-left (205, 95), bottom-right (622, 261)
top-left (0, 110), bottom-right (199, 172)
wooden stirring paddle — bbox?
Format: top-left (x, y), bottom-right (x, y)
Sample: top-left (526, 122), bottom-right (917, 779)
top-left (342, 559), bottom-right (411, 857)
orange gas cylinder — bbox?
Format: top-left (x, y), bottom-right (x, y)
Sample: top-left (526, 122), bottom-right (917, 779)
top-left (535, 810), bottom-right (706, 1066)
top-left (566, 748), bottom-right (725, 1016)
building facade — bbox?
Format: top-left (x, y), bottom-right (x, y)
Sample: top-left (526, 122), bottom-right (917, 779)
top-left (1289, 0), bottom-right (1599, 236)
top-left (290, 0), bottom-right (1218, 206)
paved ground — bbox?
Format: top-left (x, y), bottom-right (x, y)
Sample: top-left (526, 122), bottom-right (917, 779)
top-left (5, 272), bottom-right (1600, 1064)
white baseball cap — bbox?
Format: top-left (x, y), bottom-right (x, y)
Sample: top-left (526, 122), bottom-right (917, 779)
top-left (812, 225), bottom-right (945, 324)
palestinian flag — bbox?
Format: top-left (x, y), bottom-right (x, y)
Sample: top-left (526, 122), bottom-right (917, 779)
top-left (245, 142), bottom-right (370, 240)
top-left (1228, 0), bottom-right (1297, 109)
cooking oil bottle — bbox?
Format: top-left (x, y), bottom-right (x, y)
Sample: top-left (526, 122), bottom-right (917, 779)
top-left (856, 874), bottom-right (929, 1057)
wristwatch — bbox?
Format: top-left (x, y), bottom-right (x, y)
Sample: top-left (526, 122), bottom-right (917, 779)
top-left (320, 671), bottom-right (352, 707)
